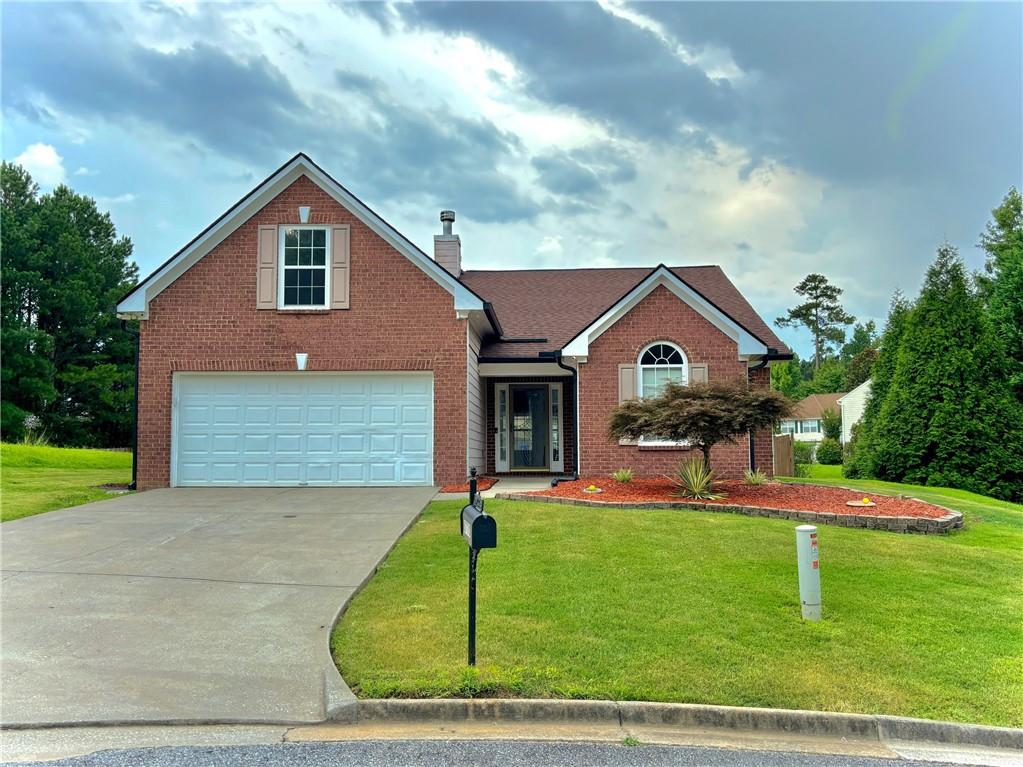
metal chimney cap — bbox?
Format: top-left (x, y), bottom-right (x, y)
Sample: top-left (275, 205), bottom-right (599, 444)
top-left (440, 210), bottom-right (456, 223)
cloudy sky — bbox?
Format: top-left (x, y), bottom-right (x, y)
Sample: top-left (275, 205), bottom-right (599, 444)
top-left (3, 1), bottom-right (1020, 355)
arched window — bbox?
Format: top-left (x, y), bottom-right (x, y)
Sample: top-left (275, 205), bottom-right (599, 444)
top-left (638, 342), bottom-right (688, 398)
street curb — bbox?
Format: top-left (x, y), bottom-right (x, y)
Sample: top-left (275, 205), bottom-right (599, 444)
top-left (494, 492), bottom-right (964, 534)
top-left (348, 698), bottom-right (1023, 750)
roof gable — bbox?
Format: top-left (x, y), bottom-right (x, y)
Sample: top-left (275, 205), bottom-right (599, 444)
top-left (460, 265), bottom-right (790, 359)
top-left (561, 265), bottom-right (768, 358)
top-left (117, 153), bottom-right (484, 318)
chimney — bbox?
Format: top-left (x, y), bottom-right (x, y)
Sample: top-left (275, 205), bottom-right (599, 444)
top-left (433, 210), bottom-right (461, 277)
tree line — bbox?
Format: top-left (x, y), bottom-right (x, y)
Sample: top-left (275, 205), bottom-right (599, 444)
top-left (1, 162), bottom-right (139, 447)
top-left (843, 188), bottom-right (1023, 501)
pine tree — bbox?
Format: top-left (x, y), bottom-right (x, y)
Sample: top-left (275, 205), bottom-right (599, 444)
top-left (775, 274), bottom-right (855, 368)
top-left (844, 290), bottom-right (911, 478)
top-left (869, 245), bottom-right (1023, 500)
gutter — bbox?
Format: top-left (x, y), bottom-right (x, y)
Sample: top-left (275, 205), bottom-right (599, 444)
top-left (120, 320), bottom-right (140, 491)
top-left (541, 350), bottom-right (579, 483)
top-left (746, 352), bottom-right (782, 473)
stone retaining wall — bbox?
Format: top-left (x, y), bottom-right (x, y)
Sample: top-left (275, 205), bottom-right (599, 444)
top-left (495, 493), bottom-right (964, 534)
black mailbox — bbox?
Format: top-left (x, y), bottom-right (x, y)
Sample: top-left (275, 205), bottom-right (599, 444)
top-left (461, 501), bottom-right (497, 550)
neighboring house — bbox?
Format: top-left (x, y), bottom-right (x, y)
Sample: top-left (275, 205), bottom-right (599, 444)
top-left (778, 393), bottom-right (845, 443)
top-left (116, 154), bottom-right (791, 490)
top-left (837, 379), bottom-right (871, 444)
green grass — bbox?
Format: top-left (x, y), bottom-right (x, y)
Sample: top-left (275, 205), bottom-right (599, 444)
top-left (333, 492), bottom-right (1023, 726)
top-left (1, 443), bottom-right (133, 522)
top-left (803, 463), bottom-right (844, 480)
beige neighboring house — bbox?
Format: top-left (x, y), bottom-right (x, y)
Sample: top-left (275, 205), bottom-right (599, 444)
top-left (837, 379), bottom-right (871, 444)
top-left (778, 392), bottom-right (845, 443)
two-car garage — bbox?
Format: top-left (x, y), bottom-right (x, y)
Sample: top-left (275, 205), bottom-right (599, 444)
top-left (172, 373), bottom-right (434, 486)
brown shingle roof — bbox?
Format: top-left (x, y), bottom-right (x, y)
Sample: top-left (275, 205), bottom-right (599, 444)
top-left (792, 393), bottom-right (846, 419)
top-left (460, 266), bottom-right (790, 359)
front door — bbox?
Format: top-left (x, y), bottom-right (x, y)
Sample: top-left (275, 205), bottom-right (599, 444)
top-left (510, 385), bottom-right (548, 470)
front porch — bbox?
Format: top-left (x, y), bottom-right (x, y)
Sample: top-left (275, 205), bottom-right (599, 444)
top-left (482, 369), bottom-right (576, 479)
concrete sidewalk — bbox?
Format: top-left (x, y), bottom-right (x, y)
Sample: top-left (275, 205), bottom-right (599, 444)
top-left (0, 487), bottom-right (433, 727)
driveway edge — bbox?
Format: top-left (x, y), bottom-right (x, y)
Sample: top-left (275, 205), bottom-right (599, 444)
top-left (348, 699), bottom-right (1023, 750)
top-left (322, 496), bottom-right (434, 722)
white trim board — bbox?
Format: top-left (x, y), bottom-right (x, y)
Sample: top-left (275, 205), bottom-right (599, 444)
top-left (118, 154), bottom-right (485, 319)
top-left (561, 267), bottom-right (768, 358)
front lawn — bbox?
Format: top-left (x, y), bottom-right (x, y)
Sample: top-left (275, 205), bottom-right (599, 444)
top-left (333, 494), bottom-right (1023, 727)
top-left (1, 443), bottom-right (133, 522)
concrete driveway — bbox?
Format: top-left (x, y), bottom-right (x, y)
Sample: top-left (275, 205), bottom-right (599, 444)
top-left (0, 487), bottom-right (434, 727)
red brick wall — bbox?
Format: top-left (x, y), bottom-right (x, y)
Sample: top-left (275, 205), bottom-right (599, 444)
top-left (577, 284), bottom-right (757, 479)
top-left (137, 175), bottom-right (467, 489)
top-left (748, 366), bottom-right (776, 477)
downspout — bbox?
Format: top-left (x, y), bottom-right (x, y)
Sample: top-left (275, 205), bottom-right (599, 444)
top-left (552, 351), bottom-right (579, 483)
top-left (747, 355), bottom-right (771, 473)
top-left (121, 320), bottom-right (140, 491)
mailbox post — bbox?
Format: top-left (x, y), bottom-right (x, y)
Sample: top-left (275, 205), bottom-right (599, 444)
top-left (460, 472), bottom-right (496, 666)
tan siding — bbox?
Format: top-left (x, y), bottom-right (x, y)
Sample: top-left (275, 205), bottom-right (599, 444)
top-left (466, 323), bottom-right (485, 475)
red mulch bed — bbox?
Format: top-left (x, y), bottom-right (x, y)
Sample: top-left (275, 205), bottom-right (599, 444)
top-left (440, 477), bottom-right (499, 494)
top-left (530, 477), bottom-right (949, 519)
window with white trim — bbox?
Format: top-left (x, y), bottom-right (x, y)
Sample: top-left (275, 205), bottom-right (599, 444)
top-left (638, 342), bottom-right (688, 398)
top-left (637, 341), bottom-right (689, 446)
top-left (279, 226), bottom-right (330, 309)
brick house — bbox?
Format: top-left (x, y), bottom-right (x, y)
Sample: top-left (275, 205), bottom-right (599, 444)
top-left (117, 154), bottom-right (791, 490)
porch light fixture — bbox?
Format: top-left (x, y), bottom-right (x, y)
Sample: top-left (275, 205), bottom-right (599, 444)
top-left (298, 206), bottom-right (311, 223)
top-left (295, 353), bottom-right (308, 371)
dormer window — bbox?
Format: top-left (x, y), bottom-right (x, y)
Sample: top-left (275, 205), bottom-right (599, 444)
top-left (279, 226), bottom-right (330, 309)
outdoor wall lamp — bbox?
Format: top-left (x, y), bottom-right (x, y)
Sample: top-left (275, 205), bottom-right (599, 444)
top-left (295, 353), bottom-right (308, 371)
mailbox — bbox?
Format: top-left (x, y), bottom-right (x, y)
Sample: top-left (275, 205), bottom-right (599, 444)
top-left (461, 501), bottom-right (497, 550)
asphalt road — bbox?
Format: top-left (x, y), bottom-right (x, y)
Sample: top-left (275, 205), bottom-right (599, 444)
top-left (3, 739), bottom-right (969, 767)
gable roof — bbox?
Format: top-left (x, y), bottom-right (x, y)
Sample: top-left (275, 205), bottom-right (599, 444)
top-left (117, 153), bottom-right (486, 318)
top-left (790, 393), bottom-right (846, 419)
top-left (460, 265), bottom-right (790, 359)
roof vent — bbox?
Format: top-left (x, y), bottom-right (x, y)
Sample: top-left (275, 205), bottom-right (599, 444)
top-left (434, 210), bottom-right (461, 277)
top-left (440, 209), bottom-right (456, 235)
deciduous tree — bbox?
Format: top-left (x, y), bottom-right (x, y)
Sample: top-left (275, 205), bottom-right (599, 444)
top-left (608, 380), bottom-right (793, 470)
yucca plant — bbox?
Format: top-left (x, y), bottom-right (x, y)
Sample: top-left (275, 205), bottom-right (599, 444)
top-left (743, 468), bottom-right (767, 486)
top-left (611, 467), bottom-right (634, 483)
top-left (666, 458), bottom-right (725, 500)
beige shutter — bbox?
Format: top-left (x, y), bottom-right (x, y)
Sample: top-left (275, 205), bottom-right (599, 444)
top-left (256, 225), bottom-right (278, 309)
top-left (618, 364), bottom-right (636, 403)
top-left (331, 225), bottom-right (351, 309)
top-left (690, 363), bottom-right (708, 384)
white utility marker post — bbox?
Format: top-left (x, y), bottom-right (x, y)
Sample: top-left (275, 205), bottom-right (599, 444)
top-left (795, 524), bottom-right (822, 621)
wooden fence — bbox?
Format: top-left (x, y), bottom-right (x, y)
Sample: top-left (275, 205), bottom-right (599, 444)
top-left (773, 433), bottom-right (794, 477)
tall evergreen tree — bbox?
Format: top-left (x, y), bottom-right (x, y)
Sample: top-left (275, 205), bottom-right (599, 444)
top-left (1, 163), bottom-right (55, 439)
top-left (840, 320), bottom-right (878, 361)
top-left (775, 273), bottom-right (855, 369)
top-left (0, 163), bottom-right (138, 446)
top-left (869, 246), bottom-right (1023, 500)
top-left (844, 290), bottom-right (911, 478)
top-left (979, 187), bottom-right (1023, 401)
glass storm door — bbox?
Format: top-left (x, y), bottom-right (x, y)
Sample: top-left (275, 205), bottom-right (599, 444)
top-left (510, 385), bottom-right (549, 469)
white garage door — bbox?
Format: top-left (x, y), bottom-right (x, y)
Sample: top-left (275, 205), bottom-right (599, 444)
top-left (173, 373), bottom-right (433, 486)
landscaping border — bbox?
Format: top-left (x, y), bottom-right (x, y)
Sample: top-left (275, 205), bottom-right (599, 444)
top-left (494, 492), bottom-right (964, 534)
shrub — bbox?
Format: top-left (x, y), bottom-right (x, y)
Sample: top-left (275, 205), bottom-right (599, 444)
top-left (816, 437), bottom-right (843, 465)
top-left (611, 467), bottom-right (634, 483)
top-left (743, 468), bottom-right (767, 485)
top-left (821, 408), bottom-right (842, 441)
top-left (666, 458), bottom-right (725, 500)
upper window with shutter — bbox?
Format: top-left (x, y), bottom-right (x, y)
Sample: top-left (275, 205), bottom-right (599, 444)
top-left (279, 226), bottom-right (330, 309)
